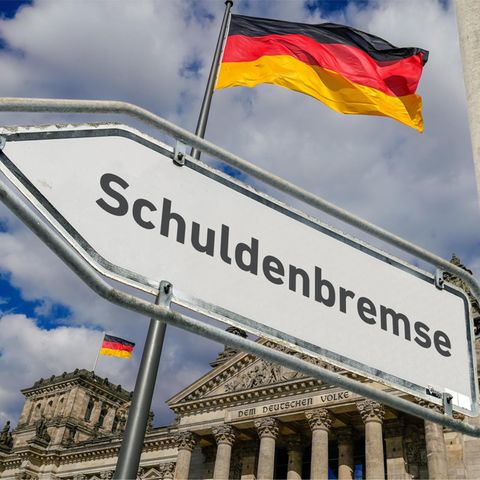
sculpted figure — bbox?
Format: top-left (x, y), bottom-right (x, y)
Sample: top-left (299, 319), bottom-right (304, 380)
top-left (6, 431), bottom-right (13, 448)
top-left (0, 420), bottom-right (10, 444)
top-left (118, 414), bottom-right (127, 433)
top-left (35, 415), bottom-right (50, 442)
top-left (147, 412), bottom-right (154, 431)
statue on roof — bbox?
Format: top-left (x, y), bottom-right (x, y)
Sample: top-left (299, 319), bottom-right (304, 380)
top-left (0, 421), bottom-right (11, 447)
top-left (34, 415), bottom-right (50, 443)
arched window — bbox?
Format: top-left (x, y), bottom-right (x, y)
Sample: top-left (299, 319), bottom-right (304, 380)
top-left (98, 406), bottom-right (108, 427)
top-left (112, 415), bottom-right (119, 432)
top-left (84, 398), bottom-right (95, 421)
top-left (46, 400), bottom-right (54, 417)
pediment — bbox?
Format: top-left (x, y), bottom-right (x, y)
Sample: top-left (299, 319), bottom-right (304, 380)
top-left (222, 357), bottom-right (304, 393)
top-left (167, 339), bottom-right (341, 410)
top-left (139, 467), bottom-right (161, 479)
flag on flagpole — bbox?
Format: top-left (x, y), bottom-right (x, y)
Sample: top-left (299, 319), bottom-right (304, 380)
top-left (216, 14), bottom-right (428, 132)
top-left (99, 334), bottom-right (135, 359)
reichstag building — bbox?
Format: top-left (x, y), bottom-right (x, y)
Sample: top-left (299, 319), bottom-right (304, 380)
top-left (1, 256), bottom-right (479, 479)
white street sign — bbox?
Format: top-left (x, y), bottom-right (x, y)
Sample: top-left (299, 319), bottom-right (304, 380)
top-left (0, 124), bottom-right (477, 415)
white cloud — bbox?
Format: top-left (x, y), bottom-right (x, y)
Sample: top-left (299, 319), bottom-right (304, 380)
top-left (0, 310), bottom-right (220, 425)
top-left (0, 314), bottom-right (101, 423)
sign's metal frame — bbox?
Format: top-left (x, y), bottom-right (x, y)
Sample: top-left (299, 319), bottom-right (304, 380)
top-left (0, 97), bottom-right (479, 435)
top-left (0, 123), bottom-right (477, 416)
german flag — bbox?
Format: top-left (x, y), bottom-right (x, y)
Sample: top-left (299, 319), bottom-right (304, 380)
top-left (216, 15), bottom-right (428, 132)
top-left (100, 334), bottom-right (135, 359)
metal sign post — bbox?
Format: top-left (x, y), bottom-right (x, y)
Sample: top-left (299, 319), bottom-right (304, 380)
top-left (113, 281), bottom-right (172, 479)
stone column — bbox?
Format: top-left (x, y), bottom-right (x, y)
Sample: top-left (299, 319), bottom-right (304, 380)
top-left (384, 421), bottom-right (408, 479)
top-left (255, 417), bottom-right (279, 480)
top-left (337, 427), bottom-right (354, 480)
top-left (306, 408), bottom-right (332, 480)
top-left (212, 424), bottom-right (236, 480)
top-left (54, 395), bottom-right (67, 417)
top-left (424, 413), bottom-right (449, 479)
top-left (62, 386), bottom-right (79, 418)
top-left (464, 414), bottom-right (480, 479)
top-left (174, 431), bottom-right (197, 480)
top-left (455, 0), bottom-right (480, 203)
top-left (286, 435), bottom-right (303, 480)
top-left (414, 399), bottom-right (449, 479)
top-left (90, 399), bottom-right (103, 425)
top-left (159, 462), bottom-right (176, 480)
top-left (357, 400), bottom-right (385, 480)
top-left (102, 407), bottom-right (116, 432)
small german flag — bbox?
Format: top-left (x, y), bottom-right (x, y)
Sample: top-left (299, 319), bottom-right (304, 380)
top-left (216, 15), bottom-right (428, 131)
top-left (100, 334), bottom-right (135, 359)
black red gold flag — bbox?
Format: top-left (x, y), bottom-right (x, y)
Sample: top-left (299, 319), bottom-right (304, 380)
top-left (99, 334), bottom-right (135, 359)
top-left (216, 14), bottom-right (428, 132)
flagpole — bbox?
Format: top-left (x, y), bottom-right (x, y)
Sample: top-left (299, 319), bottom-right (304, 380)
top-left (115, 5), bottom-right (233, 476)
top-left (191, 0), bottom-right (233, 160)
top-left (91, 331), bottom-right (105, 373)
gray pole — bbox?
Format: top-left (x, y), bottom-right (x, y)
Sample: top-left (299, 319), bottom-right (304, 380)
top-left (454, 0), bottom-right (480, 204)
top-left (113, 281), bottom-right (172, 479)
top-left (191, 0), bottom-right (233, 160)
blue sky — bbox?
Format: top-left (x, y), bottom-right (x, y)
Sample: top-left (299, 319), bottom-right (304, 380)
top-left (0, 274), bottom-right (70, 326)
top-left (0, 1), bottom-right (30, 19)
top-left (0, 0), bottom-right (478, 428)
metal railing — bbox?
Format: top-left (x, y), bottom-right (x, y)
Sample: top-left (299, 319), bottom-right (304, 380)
top-left (1, 97), bottom-right (478, 301)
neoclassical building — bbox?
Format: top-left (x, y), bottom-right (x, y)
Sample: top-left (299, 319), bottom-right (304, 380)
top-left (0, 256), bottom-right (479, 479)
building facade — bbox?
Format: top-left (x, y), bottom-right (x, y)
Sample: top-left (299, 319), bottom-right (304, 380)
top-left (0, 257), bottom-right (479, 479)
top-left (0, 332), bottom-right (480, 480)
